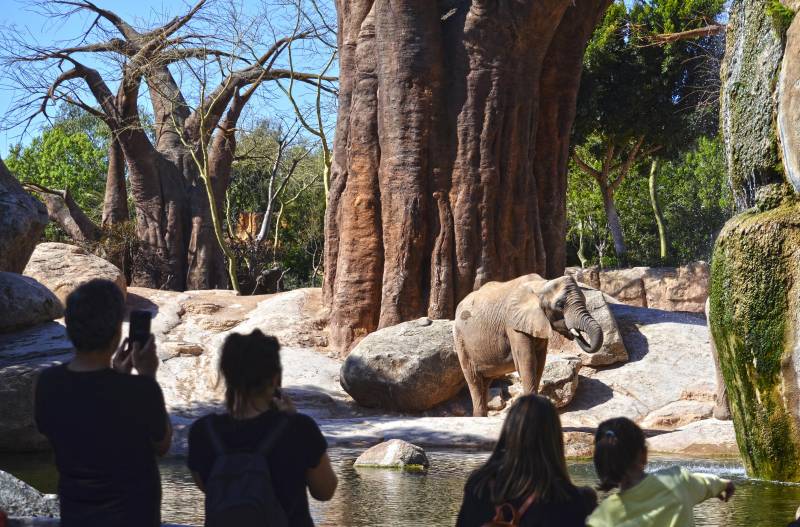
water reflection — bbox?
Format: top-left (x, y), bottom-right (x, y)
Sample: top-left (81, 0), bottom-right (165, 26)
top-left (3, 450), bottom-right (800, 526)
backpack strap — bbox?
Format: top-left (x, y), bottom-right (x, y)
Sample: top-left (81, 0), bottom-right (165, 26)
top-left (256, 413), bottom-right (290, 456)
top-left (517, 492), bottom-right (537, 517)
top-left (204, 416), bottom-right (228, 455)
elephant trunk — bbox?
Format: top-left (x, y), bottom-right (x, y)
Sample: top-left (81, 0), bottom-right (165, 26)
top-left (565, 306), bottom-right (604, 354)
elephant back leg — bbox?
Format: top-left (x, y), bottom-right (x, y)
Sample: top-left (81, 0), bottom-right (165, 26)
top-left (454, 327), bottom-right (489, 417)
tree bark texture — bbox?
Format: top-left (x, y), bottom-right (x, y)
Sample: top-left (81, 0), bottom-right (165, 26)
top-left (601, 186), bottom-right (627, 263)
top-left (325, 0), bottom-right (611, 353)
top-left (101, 135), bottom-right (129, 228)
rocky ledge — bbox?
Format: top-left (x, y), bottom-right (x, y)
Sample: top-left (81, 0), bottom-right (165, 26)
top-left (0, 286), bottom-right (735, 459)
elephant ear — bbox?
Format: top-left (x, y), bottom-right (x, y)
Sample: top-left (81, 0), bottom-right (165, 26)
top-left (508, 280), bottom-right (551, 338)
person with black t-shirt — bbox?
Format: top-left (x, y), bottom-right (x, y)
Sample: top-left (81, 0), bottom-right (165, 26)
top-left (457, 395), bottom-right (597, 527)
top-left (34, 279), bottom-right (172, 527)
top-left (188, 330), bottom-right (337, 526)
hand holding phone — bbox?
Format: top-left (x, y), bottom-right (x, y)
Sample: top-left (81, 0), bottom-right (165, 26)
top-left (129, 310), bottom-right (158, 377)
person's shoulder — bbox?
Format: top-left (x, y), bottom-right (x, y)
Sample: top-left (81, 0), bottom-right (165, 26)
top-left (287, 411), bottom-right (321, 431)
top-left (586, 493), bottom-right (621, 526)
top-left (37, 363), bottom-right (68, 382)
top-left (573, 485), bottom-right (598, 510)
top-left (189, 413), bottom-right (222, 434)
top-left (653, 465), bottom-right (685, 482)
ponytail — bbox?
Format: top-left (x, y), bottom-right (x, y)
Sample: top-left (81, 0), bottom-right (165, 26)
top-left (593, 417), bottom-right (646, 491)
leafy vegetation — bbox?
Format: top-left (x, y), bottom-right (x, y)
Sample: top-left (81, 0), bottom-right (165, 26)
top-left (569, 0), bottom-right (730, 267)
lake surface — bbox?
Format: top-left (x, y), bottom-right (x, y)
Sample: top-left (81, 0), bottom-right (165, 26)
top-left (3, 450), bottom-right (800, 526)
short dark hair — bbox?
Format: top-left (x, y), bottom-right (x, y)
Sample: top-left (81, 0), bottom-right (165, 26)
top-left (64, 279), bottom-right (125, 352)
top-left (593, 417), bottom-right (647, 491)
top-left (219, 330), bottom-right (282, 415)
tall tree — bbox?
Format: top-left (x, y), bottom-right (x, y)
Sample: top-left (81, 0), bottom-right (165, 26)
top-left (4, 0), bottom-right (331, 290)
top-left (324, 0), bottom-right (611, 353)
top-left (572, 0), bottom-right (726, 263)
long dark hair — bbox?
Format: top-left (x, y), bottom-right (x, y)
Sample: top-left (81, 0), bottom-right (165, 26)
top-left (218, 330), bottom-right (281, 417)
top-left (468, 395), bottom-right (574, 504)
top-left (593, 417), bottom-right (646, 491)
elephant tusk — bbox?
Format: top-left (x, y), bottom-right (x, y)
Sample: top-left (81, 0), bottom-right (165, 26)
top-left (570, 328), bottom-right (581, 337)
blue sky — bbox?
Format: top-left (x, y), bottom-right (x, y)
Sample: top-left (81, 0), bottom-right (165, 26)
top-left (0, 0), bottom-right (203, 155)
top-left (0, 0), bottom-right (336, 157)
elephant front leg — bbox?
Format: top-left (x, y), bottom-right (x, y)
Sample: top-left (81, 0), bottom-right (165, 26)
top-left (509, 330), bottom-right (544, 395)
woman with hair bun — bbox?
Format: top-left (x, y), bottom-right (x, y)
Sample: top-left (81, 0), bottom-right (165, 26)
top-left (587, 417), bottom-right (735, 527)
top-left (187, 330), bottom-right (337, 526)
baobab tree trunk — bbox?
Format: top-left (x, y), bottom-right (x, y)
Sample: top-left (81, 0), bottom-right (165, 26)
top-left (101, 136), bottom-right (129, 228)
top-left (325, 0), bottom-right (611, 353)
top-left (534, 0), bottom-right (611, 278)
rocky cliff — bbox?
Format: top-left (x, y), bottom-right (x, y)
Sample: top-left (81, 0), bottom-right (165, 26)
top-left (710, 0), bottom-right (800, 481)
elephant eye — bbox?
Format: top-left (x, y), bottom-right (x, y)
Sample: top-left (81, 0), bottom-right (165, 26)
top-left (555, 299), bottom-right (565, 310)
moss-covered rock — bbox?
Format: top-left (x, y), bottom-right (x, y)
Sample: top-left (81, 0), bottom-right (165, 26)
top-left (709, 199), bottom-right (800, 481)
top-left (721, 0), bottom-right (787, 209)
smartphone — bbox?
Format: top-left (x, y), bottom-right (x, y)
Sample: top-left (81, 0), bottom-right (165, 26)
top-left (129, 309), bottom-right (152, 346)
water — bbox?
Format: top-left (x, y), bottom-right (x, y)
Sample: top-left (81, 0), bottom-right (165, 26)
top-left (3, 450), bottom-right (800, 526)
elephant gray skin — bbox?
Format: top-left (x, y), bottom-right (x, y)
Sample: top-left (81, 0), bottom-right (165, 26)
top-left (453, 274), bottom-right (603, 416)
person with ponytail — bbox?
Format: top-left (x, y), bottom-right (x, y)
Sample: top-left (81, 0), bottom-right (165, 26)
top-left (456, 395), bottom-right (596, 527)
top-left (187, 330), bottom-right (337, 526)
top-left (587, 417), bottom-right (735, 527)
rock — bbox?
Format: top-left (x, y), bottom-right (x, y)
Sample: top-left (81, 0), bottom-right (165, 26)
top-left (560, 304), bottom-right (715, 430)
top-left (705, 299), bottom-right (730, 420)
top-left (566, 263), bottom-right (709, 313)
top-left (779, 7), bottom-right (800, 193)
top-left (709, 201), bottom-right (800, 481)
top-left (340, 318), bottom-right (464, 412)
top-left (24, 243), bottom-right (126, 304)
top-left (0, 159), bottom-right (48, 273)
top-left (0, 273), bottom-right (63, 333)
top-left (549, 286), bottom-right (628, 366)
top-left (640, 400), bottom-right (714, 430)
top-left (721, 0), bottom-right (787, 207)
top-left (647, 419), bottom-right (738, 456)
top-left (0, 322), bottom-right (74, 451)
top-left (539, 356), bottom-right (581, 408)
top-left (353, 439), bottom-right (429, 470)
top-left (641, 262), bottom-right (710, 313)
top-left (599, 268), bottom-right (648, 307)
top-left (0, 470), bottom-right (58, 518)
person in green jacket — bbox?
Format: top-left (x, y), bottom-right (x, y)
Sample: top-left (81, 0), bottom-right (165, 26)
top-left (586, 417), bottom-right (735, 527)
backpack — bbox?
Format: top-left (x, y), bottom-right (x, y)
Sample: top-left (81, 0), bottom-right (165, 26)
top-left (481, 493), bottom-right (537, 527)
top-left (203, 415), bottom-right (290, 527)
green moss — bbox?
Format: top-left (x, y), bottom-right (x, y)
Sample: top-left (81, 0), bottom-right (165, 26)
top-left (709, 201), bottom-right (800, 481)
top-left (767, 0), bottom-right (796, 38)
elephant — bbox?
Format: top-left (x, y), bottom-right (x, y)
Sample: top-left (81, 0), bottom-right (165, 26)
top-left (453, 274), bottom-right (603, 416)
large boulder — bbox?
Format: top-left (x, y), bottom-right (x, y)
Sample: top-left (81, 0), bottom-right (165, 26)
top-left (705, 298), bottom-right (730, 420)
top-left (354, 439), bottom-right (429, 470)
top-left (340, 318), bottom-right (464, 412)
top-left (0, 470), bottom-right (58, 518)
top-left (0, 159), bottom-right (48, 273)
top-left (549, 286), bottom-right (628, 366)
top-left (0, 322), bottom-right (74, 451)
top-left (24, 243), bottom-right (126, 303)
top-left (709, 198), bottom-right (800, 482)
top-left (538, 356), bottom-right (582, 408)
top-left (0, 273), bottom-right (63, 333)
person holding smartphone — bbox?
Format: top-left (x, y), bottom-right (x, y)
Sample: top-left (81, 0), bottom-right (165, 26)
top-left (187, 330), bottom-right (337, 526)
top-left (34, 279), bottom-right (172, 527)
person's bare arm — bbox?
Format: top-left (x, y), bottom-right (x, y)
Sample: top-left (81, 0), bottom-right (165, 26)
top-left (306, 452), bottom-right (337, 501)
